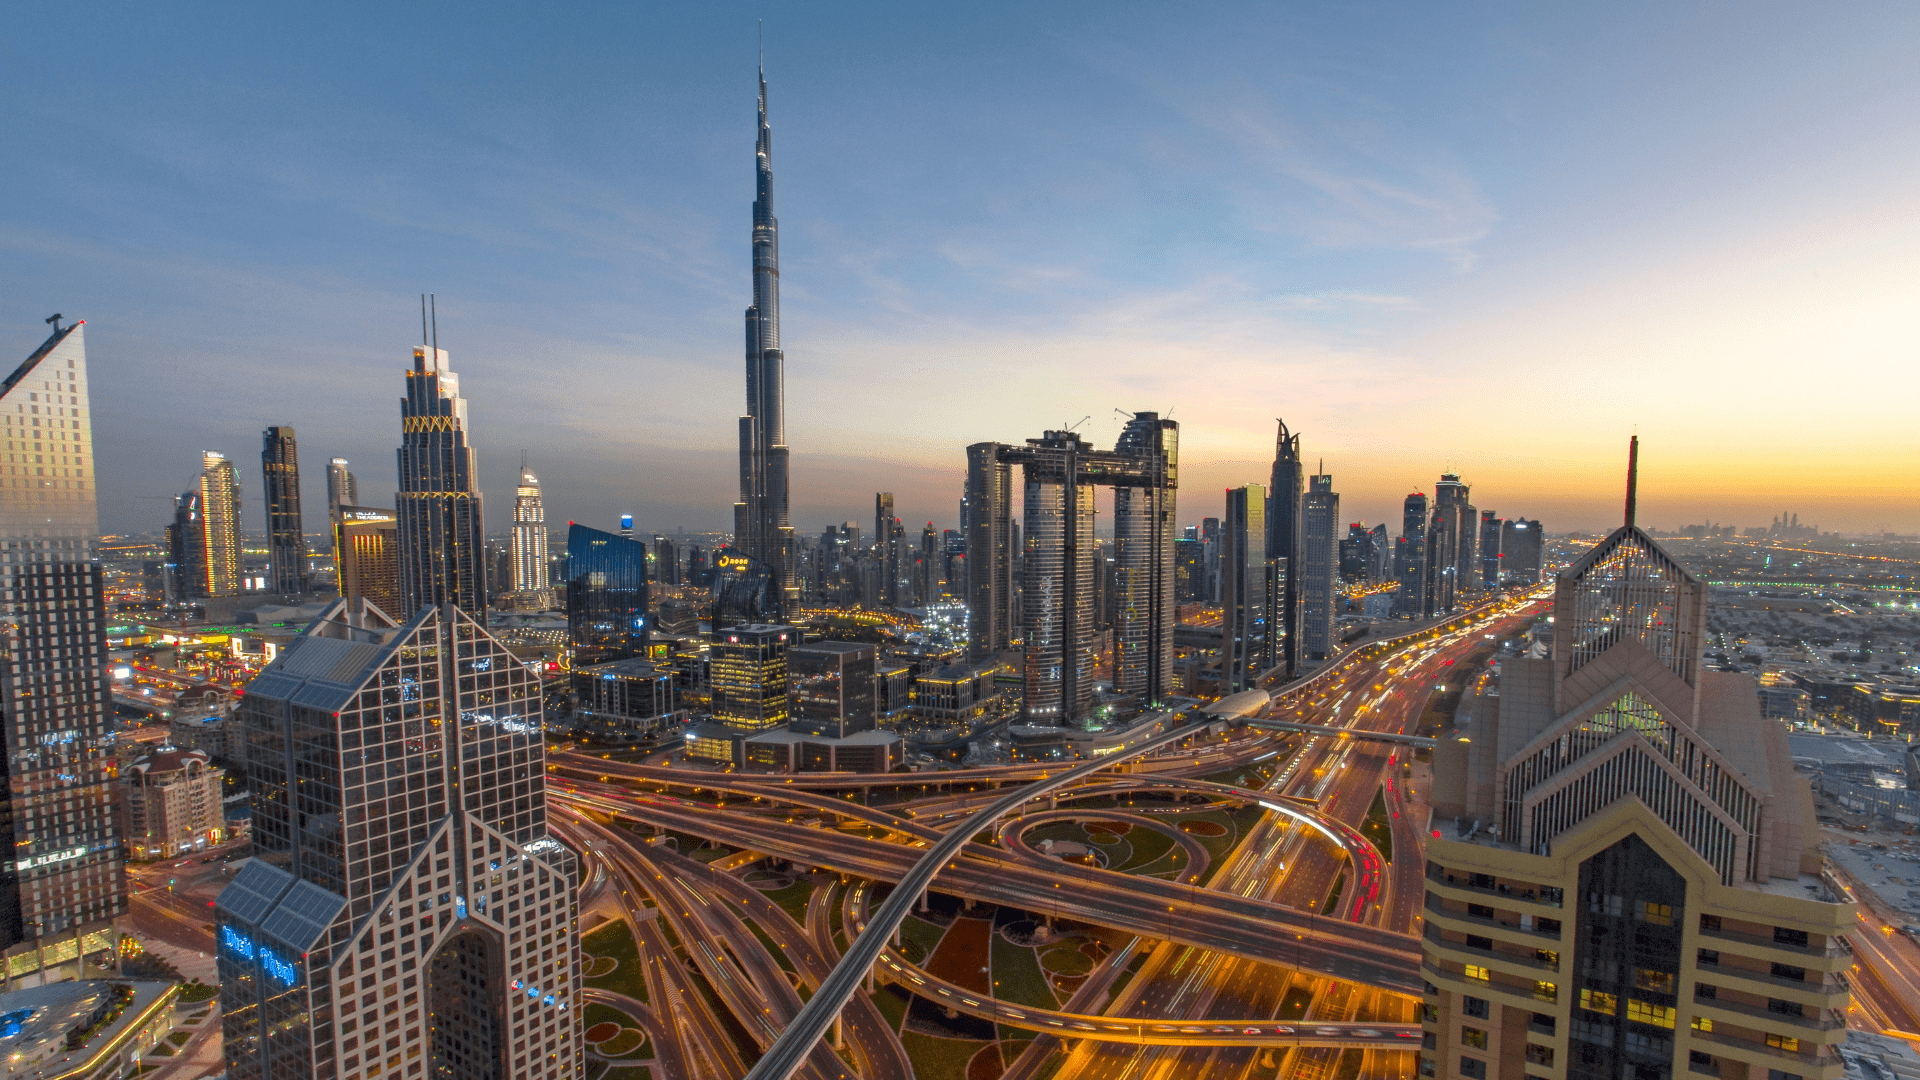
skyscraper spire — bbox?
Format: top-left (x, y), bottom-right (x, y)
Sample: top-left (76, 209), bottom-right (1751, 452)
top-left (735, 63), bottom-right (797, 615)
top-left (1624, 434), bottom-right (1640, 528)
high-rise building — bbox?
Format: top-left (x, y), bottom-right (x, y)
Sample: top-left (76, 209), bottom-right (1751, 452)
top-left (168, 489), bottom-right (205, 601)
top-left (1111, 412), bottom-right (1179, 706)
top-left (964, 444), bottom-right (1014, 658)
top-left (1392, 492), bottom-right (1428, 618)
top-left (1200, 516), bottom-right (1221, 603)
top-left (1339, 522), bottom-right (1373, 581)
top-left (1367, 522), bottom-right (1390, 582)
top-left (1502, 518), bottom-right (1544, 583)
top-left (1425, 459), bottom-right (1847, 1080)
top-left (196, 451), bottom-right (243, 597)
top-left (710, 624), bottom-right (792, 733)
top-left (1221, 484), bottom-right (1271, 692)
top-left (563, 524), bottom-right (649, 666)
top-left (1479, 509), bottom-right (1503, 588)
top-left (968, 416), bottom-right (1177, 722)
top-left (1433, 472), bottom-right (1476, 602)
top-left (918, 522), bottom-right (938, 605)
top-left (216, 599), bottom-right (581, 1080)
top-left (872, 493), bottom-right (897, 607)
top-left (1174, 537), bottom-right (1205, 602)
top-left (0, 320), bottom-right (125, 983)
top-left (326, 457), bottom-right (357, 521)
top-left (652, 536), bottom-right (680, 586)
top-left (510, 463), bottom-right (548, 592)
top-left (261, 426), bottom-right (306, 594)
top-left (334, 506), bottom-right (403, 617)
top-left (733, 69), bottom-right (798, 616)
top-left (1299, 472), bottom-right (1339, 661)
top-left (788, 641), bottom-right (877, 738)
top-left (396, 338), bottom-right (486, 618)
top-left (1268, 420), bottom-right (1304, 676)
top-left (1020, 432), bottom-right (1096, 723)
top-left (1424, 500), bottom-right (1460, 617)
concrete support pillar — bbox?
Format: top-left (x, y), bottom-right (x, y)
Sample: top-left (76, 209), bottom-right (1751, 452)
top-left (831, 1012), bottom-right (844, 1049)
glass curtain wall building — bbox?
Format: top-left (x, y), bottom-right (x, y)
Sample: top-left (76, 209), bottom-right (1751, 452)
top-left (397, 344), bottom-right (486, 618)
top-left (1111, 413), bottom-right (1178, 706)
top-left (1221, 484), bottom-right (1270, 693)
top-left (1299, 473), bottom-right (1340, 661)
top-left (710, 624), bottom-right (792, 732)
top-left (1267, 419), bottom-right (1304, 676)
top-left (262, 426), bottom-right (306, 594)
top-left (215, 600), bottom-right (581, 1080)
top-left (563, 524), bottom-right (648, 666)
top-left (0, 320), bottom-right (125, 985)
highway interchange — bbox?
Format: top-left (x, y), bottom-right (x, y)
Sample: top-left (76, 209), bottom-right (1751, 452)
top-left (548, 591), bottom-right (1551, 1079)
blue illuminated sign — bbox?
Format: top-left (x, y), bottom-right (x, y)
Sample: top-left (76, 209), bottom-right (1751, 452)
top-left (221, 925), bottom-right (254, 960)
top-left (261, 948), bottom-right (298, 987)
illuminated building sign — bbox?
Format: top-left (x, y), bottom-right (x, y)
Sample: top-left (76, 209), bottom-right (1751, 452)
top-left (13, 845), bottom-right (88, 871)
top-left (262, 947), bottom-right (299, 986)
top-left (221, 924), bottom-right (254, 960)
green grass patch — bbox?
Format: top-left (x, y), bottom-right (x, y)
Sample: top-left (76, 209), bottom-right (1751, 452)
top-left (1038, 945), bottom-right (1093, 976)
top-left (899, 915), bottom-right (945, 965)
top-left (741, 918), bottom-right (795, 974)
top-left (581, 921), bottom-right (649, 1003)
top-left (595, 1028), bottom-right (653, 1058)
top-left (1279, 985), bottom-right (1314, 1019)
top-left (1112, 827), bottom-right (1179, 874)
top-left (990, 932), bottom-right (1056, 1009)
top-left (1001, 1037), bottom-right (1035, 1066)
top-left (899, 1032), bottom-right (985, 1080)
top-left (764, 879), bottom-right (816, 922)
top-left (166, 1031), bottom-right (191, 1046)
top-left (148, 1045), bottom-right (175, 1058)
top-left (177, 980), bottom-right (217, 1004)
top-left (871, 985), bottom-right (910, 1032)
top-left (1360, 787), bottom-right (1394, 863)
top-left (1321, 871), bottom-right (1346, 916)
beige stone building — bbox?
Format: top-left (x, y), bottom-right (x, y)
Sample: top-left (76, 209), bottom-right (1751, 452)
top-left (1426, 524), bottom-right (1851, 1080)
top-left (119, 748), bottom-right (224, 859)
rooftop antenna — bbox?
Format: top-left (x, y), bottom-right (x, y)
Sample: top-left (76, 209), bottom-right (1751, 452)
top-left (44, 314), bottom-right (62, 334)
top-left (430, 294), bottom-right (437, 353)
top-left (420, 295), bottom-right (428, 348)
top-left (1624, 434), bottom-right (1639, 528)
top-left (759, 19), bottom-right (763, 72)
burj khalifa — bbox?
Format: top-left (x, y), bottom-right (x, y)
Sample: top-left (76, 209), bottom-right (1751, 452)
top-left (734, 66), bottom-right (798, 614)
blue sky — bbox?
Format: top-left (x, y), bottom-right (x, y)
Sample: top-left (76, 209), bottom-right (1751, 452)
top-left (5, 2), bottom-right (1918, 537)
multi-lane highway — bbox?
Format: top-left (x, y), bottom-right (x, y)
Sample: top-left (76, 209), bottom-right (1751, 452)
top-left (555, 591), bottom-right (1546, 1079)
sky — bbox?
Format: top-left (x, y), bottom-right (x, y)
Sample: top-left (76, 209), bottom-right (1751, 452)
top-left (3, 1), bottom-right (1918, 539)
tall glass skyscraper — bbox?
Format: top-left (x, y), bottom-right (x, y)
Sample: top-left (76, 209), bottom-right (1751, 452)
top-left (734, 68), bottom-right (798, 615)
top-left (262, 425), bottom-right (306, 594)
top-left (1392, 491), bottom-right (1428, 618)
top-left (510, 464), bottom-right (548, 592)
top-left (0, 320), bottom-right (125, 983)
top-left (1299, 473), bottom-right (1340, 661)
top-left (397, 344), bottom-right (485, 618)
top-left (1111, 412), bottom-right (1178, 705)
top-left (563, 523), bottom-right (648, 666)
top-left (215, 600), bottom-right (581, 1080)
top-left (199, 450), bottom-right (243, 597)
top-left (1221, 484), bottom-right (1270, 692)
top-left (1267, 419), bottom-right (1303, 677)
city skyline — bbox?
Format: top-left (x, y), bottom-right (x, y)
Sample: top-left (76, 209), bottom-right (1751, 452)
top-left (5, 5), bottom-right (1917, 537)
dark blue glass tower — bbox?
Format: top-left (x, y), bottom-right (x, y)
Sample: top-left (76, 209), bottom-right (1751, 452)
top-left (564, 524), bottom-right (649, 665)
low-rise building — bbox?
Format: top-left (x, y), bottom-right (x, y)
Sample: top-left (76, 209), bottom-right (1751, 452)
top-left (0, 980), bottom-right (178, 1080)
top-left (119, 748), bottom-right (225, 859)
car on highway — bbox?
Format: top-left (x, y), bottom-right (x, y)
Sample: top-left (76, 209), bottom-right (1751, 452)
top-left (1355, 1028), bottom-right (1381, 1037)
top-left (1314, 1027), bottom-right (1341, 1036)
top-left (1273, 1026), bottom-right (1295, 1034)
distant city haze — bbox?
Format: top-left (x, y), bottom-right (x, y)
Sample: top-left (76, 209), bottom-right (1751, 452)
top-left (5, 3), bottom-right (1916, 536)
